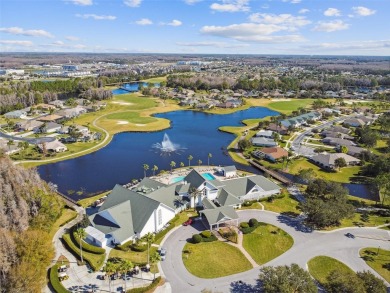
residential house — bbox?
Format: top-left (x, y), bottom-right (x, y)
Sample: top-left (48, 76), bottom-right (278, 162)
top-left (4, 110), bottom-right (27, 119)
top-left (342, 145), bottom-right (367, 158)
top-left (325, 126), bottom-right (351, 134)
top-left (33, 122), bottom-right (62, 133)
top-left (343, 118), bottom-right (366, 128)
top-left (17, 120), bottom-right (44, 131)
top-left (38, 140), bottom-right (67, 153)
top-left (56, 106), bottom-right (87, 119)
top-left (322, 137), bottom-right (356, 147)
top-left (321, 131), bottom-right (354, 140)
top-left (281, 112), bottom-right (321, 128)
top-left (267, 123), bottom-right (288, 135)
top-left (37, 114), bottom-right (64, 123)
top-left (251, 137), bottom-right (278, 147)
top-left (255, 130), bottom-right (276, 139)
top-left (310, 153), bottom-right (360, 170)
top-left (0, 138), bottom-right (21, 155)
top-left (253, 147), bottom-right (288, 162)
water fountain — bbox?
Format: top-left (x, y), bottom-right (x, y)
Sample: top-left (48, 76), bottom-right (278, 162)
top-left (152, 133), bottom-right (186, 155)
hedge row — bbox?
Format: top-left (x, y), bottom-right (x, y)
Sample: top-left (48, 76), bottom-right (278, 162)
top-left (130, 243), bottom-right (148, 252)
top-left (117, 240), bottom-right (133, 251)
top-left (62, 234), bottom-right (104, 271)
top-left (154, 214), bottom-right (179, 243)
top-left (192, 232), bottom-right (217, 244)
top-left (72, 231), bottom-right (106, 254)
top-left (49, 265), bottom-right (70, 293)
top-left (126, 277), bottom-right (162, 293)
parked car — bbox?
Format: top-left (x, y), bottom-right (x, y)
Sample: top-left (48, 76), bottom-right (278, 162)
top-left (183, 218), bottom-right (193, 226)
top-left (159, 247), bottom-right (167, 261)
top-left (345, 233), bottom-right (355, 238)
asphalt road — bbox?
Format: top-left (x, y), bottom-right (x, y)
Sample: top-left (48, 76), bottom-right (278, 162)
top-left (160, 210), bottom-right (390, 293)
top-left (0, 129), bottom-right (55, 144)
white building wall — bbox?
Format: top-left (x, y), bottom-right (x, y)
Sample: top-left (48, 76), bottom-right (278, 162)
top-left (139, 204), bottom-right (175, 237)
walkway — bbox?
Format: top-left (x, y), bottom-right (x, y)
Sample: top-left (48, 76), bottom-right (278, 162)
top-left (249, 159), bottom-right (292, 185)
top-left (160, 210), bottom-right (390, 293)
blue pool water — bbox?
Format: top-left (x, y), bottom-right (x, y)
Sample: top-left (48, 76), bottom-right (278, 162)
top-left (171, 173), bottom-right (216, 184)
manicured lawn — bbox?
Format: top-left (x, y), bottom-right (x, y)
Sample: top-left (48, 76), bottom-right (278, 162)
top-left (106, 111), bottom-right (157, 124)
top-left (77, 191), bottom-right (110, 208)
top-left (49, 206), bottom-right (78, 239)
top-left (141, 76), bottom-right (167, 83)
top-left (262, 195), bottom-right (301, 215)
top-left (109, 246), bottom-right (158, 265)
top-left (242, 223), bottom-right (294, 265)
top-left (267, 99), bottom-right (315, 114)
top-left (182, 241), bottom-right (252, 278)
top-left (327, 212), bottom-right (390, 230)
top-left (240, 202), bottom-right (264, 210)
top-left (360, 248), bottom-right (390, 282)
top-left (308, 256), bottom-right (355, 285)
top-left (288, 158), bottom-right (362, 183)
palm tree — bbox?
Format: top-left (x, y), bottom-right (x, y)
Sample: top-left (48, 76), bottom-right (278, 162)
top-left (143, 164), bottom-right (149, 177)
top-left (188, 155), bottom-right (193, 167)
top-left (152, 165), bottom-right (158, 176)
top-left (119, 259), bottom-right (133, 292)
top-left (207, 153), bottom-right (212, 166)
top-left (144, 232), bottom-right (155, 265)
top-left (149, 251), bottom-right (161, 280)
top-left (75, 228), bottom-right (87, 264)
top-left (198, 159), bottom-right (202, 166)
top-left (170, 161), bottom-right (176, 172)
top-left (6, 139), bottom-right (14, 151)
top-left (189, 186), bottom-right (202, 208)
top-left (103, 260), bottom-right (118, 292)
top-left (180, 162), bottom-right (185, 168)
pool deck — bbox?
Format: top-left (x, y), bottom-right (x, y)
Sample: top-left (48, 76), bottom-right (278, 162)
top-left (150, 166), bottom-right (247, 185)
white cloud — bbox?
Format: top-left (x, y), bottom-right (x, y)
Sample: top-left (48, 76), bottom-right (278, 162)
top-left (282, 0), bottom-right (301, 4)
top-left (76, 14), bottom-right (116, 20)
top-left (65, 0), bottom-right (93, 6)
top-left (313, 20), bottom-right (349, 32)
top-left (0, 40), bottom-right (33, 46)
top-left (210, 0), bottom-right (250, 13)
top-left (352, 6), bottom-right (376, 16)
top-left (184, 0), bottom-right (202, 4)
top-left (324, 8), bottom-right (341, 17)
top-left (66, 36), bottom-right (80, 41)
top-left (124, 0), bottom-right (142, 7)
top-left (299, 9), bottom-right (309, 14)
top-left (248, 13), bottom-right (311, 29)
top-left (177, 41), bottom-right (249, 48)
top-left (200, 23), bottom-right (305, 43)
top-left (135, 18), bottom-right (153, 25)
top-left (0, 27), bottom-right (54, 38)
top-left (162, 20), bottom-right (183, 26)
top-left (301, 40), bottom-right (390, 51)
top-left (52, 41), bottom-right (65, 46)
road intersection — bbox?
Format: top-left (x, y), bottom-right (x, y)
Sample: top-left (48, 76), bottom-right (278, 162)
top-left (160, 210), bottom-right (390, 293)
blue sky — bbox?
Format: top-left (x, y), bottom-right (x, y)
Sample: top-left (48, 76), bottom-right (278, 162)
top-left (0, 0), bottom-right (389, 55)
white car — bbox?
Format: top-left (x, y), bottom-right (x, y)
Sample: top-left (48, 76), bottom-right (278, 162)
top-left (159, 247), bottom-right (167, 261)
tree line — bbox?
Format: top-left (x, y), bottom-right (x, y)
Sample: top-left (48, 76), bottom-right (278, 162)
top-left (0, 154), bottom-right (64, 292)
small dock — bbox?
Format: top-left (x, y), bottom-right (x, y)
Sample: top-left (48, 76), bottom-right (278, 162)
top-left (249, 160), bottom-right (292, 186)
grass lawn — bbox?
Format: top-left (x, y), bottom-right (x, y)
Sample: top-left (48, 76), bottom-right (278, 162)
top-left (109, 246), bottom-right (158, 265)
top-left (308, 256), bottom-right (355, 285)
top-left (266, 99), bottom-right (315, 114)
top-left (262, 195), bottom-right (301, 215)
top-left (288, 158), bottom-right (362, 183)
top-left (240, 202), bottom-right (264, 210)
top-left (141, 76), bottom-right (167, 83)
top-left (360, 248), bottom-right (390, 282)
top-left (327, 212), bottom-right (390, 230)
top-left (182, 241), bottom-right (252, 278)
top-left (77, 191), bottom-right (110, 208)
top-left (242, 223), bottom-right (294, 265)
top-left (49, 206), bottom-right (78, 239)
top-left (106, 111), bottom-right (157, 124)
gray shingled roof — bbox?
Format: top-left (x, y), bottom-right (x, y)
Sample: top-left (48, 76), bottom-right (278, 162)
top-left (136, 178), bottom-right (167, 194)
top-left (202, 198), bottom-right (217, 209)
top-left (184, 169), bottom-right (206, 189)
top-left (216, 189), bottom-right (242, 207)
top-left (90, 185), bottom-right (161, 242)
top-left (201, 206), bottom-right (238, 226)
top-left (146, 183), bottom-right (188, 210)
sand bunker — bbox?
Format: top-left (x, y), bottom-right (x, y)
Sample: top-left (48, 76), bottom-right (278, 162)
top-left (117, 121), bottom-right (129, 125)
top-left (135, 124), bottom-right (146, 126)
top-left (112, 101), bottom-right (133, 105)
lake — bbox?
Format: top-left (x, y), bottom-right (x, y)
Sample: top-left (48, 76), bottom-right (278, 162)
top-left (112, 82), bottom-right (160, 95)
top-left (38, 107), bottom-right (279, 199)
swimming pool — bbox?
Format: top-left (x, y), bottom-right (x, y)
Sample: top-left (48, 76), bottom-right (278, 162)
top-left (171, 172), bottom-right (216, 184)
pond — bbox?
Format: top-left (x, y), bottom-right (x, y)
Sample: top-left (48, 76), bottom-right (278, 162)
top-left (38, 107), bottom-right (279, 199)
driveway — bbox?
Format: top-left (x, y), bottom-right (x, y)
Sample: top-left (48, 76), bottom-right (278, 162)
top-left (160, 210), bottom-right (390, 293)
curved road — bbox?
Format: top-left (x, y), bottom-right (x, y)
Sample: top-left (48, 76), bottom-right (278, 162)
top-left (0, 130), bottom-right (55, 144)
top-left (160, 210), bottom-right (390, 293)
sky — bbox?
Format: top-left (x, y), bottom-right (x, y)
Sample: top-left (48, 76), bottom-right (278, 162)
top-left (0, 0), bottom-right (389, 56)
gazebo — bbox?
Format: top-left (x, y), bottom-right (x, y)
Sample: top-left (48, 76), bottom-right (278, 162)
top-left (199, 198), bottom-right (239, 230)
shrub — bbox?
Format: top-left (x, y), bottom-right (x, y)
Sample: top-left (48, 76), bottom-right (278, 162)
top-left (62, 234), bottom-right (104, 271)
top-left (248, 218), bottom-right (259, 227)
top-left (49, 265), bottom-right (70, 293)
top-left (117, 240), bottom-right (133, 251)
top-left (201, 230), bottom-right (212, 238)
top-left (72, 231), bottom-right (105, 254)
top-left (130, 243), bottom-right (148, 252)
top-left (240, 222), bottom-right (249, 229)
top-left (192, 234), bottom-right (202, 244)
top-left (201, 234), bottom-right (217, 242)
top-left (126, 277), bottom-right (162, 293)
top-left (241, 226), bottom-right (257, 234)
top-left (243, 201), bottom-right (253, 207)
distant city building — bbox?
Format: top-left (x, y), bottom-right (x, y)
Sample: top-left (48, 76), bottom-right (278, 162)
top-left (0, 69), bottom-right (25, 75)
top-left (62, 65), bottom-right (79, 71)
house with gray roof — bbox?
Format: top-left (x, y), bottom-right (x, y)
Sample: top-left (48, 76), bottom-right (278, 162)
top-left (88, 184), bottom-right (176, 247)
top-left (322, 137), bottom-right (356, 147)
top-left (310, 153), bottom-right (360, 170)
top-left (251, 137), bottom-right (278, 147)
top-left (200, 198), bottom-right (239, 230)
top-left (281, 112), bottom-right (321, 128)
